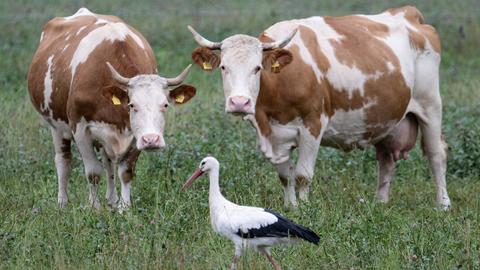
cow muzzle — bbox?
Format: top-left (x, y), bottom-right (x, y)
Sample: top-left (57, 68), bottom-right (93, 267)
top-left (226, 96), bottom-right (254, 114)
top-left (137, 133), bottom-right (166, 150)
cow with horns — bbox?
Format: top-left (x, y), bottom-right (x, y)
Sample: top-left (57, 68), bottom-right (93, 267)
top-left (28, 8), bottom-right (197, 210)
top-left (188, 6), bottom-right (451, 209)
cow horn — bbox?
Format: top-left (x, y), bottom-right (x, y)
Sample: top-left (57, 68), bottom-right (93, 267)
top-left (106, 62), bottom-right (130, 85)
top-left (188, 25), bottom-right (222, 50)
top-left (165, 64), bottom-right (192, 86)
top-left (262, 28), bottom-right (298, 50)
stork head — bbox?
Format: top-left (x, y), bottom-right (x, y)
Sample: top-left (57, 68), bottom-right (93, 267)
top-left (182, 156), bottom-right (219, 190)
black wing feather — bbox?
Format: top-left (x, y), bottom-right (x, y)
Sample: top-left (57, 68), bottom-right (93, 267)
top-left (235, 209), bottom-right (320, 245)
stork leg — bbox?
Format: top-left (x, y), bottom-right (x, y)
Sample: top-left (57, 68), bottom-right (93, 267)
top-left (260, 249), bottom-right (282, 270)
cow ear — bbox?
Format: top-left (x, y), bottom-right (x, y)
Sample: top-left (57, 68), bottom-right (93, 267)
top-left (102, 86), bottom-right (129, 108)
top-left (262, 49), bottom-right (293, 73)
top-left (169, 85), bottom-right (196, 105)
top-left (192, 47), bottom-right (220, 71)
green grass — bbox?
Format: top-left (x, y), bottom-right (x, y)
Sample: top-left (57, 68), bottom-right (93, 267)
top-left (1, 0), bottom-right (479, 269)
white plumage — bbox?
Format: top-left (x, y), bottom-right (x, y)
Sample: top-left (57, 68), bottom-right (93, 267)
top-left (182, 157), bottom-right (319, 270)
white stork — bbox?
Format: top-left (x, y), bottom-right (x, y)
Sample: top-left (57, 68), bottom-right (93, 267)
top-left (182, 156), bottom-right (319, 270)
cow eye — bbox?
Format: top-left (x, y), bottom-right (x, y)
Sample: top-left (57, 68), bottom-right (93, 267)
top-left (128, 103), bottom-right (138, 112)
top-left (220, 65), bottom-right (226, 71)
top-left (164, 103), bottom-right (169, 109)
top-left (254, 66), bottom-right (262, 74)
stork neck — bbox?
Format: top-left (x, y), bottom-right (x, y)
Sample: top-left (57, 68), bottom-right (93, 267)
top-left (208, 168), bottom-right (221, 196)
top-left (208, 167), bottom-right (228, 208)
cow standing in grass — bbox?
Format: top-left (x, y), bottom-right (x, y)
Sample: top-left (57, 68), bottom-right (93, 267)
top-left (28, 8), bottom-right (196, 210)
top-left (189, 6), bottom-right (451, 208)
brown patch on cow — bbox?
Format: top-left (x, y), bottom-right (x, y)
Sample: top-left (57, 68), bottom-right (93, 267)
top-left (61, 139), bottom-right (72, 160)
top-left (257, 26), bottom-right (334, 138)
top-left (88, 174), bottom-right (100, 185)
top-left (278, 175), bottom-right (288, 187)
top-left (191, 47), bottom-right (220, 71)
top-left (295, 175), bottom-right (309, 186)
top-left (257, 43), bottom-right (327, 138)
top-left (119, 148), bottom-right (141, 183)
top-left (324, 15), bottom-right (391, 74)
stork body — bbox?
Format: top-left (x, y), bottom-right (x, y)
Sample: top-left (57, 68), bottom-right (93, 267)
top-left (183, 157), bottom-right (319, 270)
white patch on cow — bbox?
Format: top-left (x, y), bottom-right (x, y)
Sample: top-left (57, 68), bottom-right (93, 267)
top-left (118, 165), bottom-right (132, 212)
top-left (386, 61), bottom-right (395, 72)
top-left (245, 115), bottom-right (309, 164)
top-left (95, 18), bottom-right (109, 25)
top-left (44, 117), bottom-right (72, 140)
top-left (64, 7), bottom-right (95, 20)
top-left (42, 55), bottom-right (54, 115)
top-left (87, 121), bottom-right (134, 158)
top-left (69, 22), bottom-right (146, 84)
top-left (75, 26), bottom-right (87, 36)
top-left (40, 31), bottom-right (44, 42)
top-left (61, 44), bottom-right (70, 53)
top-left (323, 99), bottom-right (377, 148)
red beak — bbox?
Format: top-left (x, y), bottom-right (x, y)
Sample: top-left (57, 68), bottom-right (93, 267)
top-left (181, 168), bottom-right (204, 191)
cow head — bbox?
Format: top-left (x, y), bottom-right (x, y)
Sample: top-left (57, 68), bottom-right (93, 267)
top-left (106, 63), bottom-right (196, 150)
top-left (189, 26), bottom-right (296, 115)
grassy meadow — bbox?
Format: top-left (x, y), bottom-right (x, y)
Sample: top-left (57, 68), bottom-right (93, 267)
top-left (1, 0), bottom-right (479, 269)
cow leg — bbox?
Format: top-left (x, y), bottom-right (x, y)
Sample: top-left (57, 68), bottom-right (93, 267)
top-left (73, 129), bottom-right (103, 210)
top-left (51, 128), bottom-right (72, 208)
top-left (117, 148), bottom-right (141, 213)
top-left (275, 160), bottom-right (297, 208)
top-left (100, 149), bottom-right (118, 208)
top-left (419, 113), bottom-right (451, 209)
top-left (295, 132), bottom-right (321, 202)
top-left (375, 150), bottom-right (396, 203)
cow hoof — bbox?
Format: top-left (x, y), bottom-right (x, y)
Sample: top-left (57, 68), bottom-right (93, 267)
top-left (438, 201), bottom-right (451, 211)
top-left (375, 196), bottom-right (389, 204)
top-left (107, 194), bottom-right (119, 209)
top-left (118, 200), bottom-right (130, 214)
top-left (437, 196), bottom-right (451, 211)
top-left (89, 197), bottom-right (101, 211)
top-left (58, 197), bottom-right (68, 208)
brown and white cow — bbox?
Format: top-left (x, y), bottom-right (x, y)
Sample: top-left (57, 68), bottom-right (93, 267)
top-left (28, 8), bottom-right (196, 210)
top-left (189, 6), bottom-right (451, 208)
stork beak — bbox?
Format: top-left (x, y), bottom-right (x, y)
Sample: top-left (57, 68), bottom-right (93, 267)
top-left (181, 168), bottom-right (204, 191)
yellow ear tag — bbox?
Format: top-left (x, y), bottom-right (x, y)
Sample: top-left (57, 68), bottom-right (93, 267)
top-left (202, 62), bottom-right (212, 70)
top-left (111, 95), bottom-right (122, 105)
top-left (271, 61), bottom-right (280, 71)
top-left (175, 94), bottom-right (185, 104)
